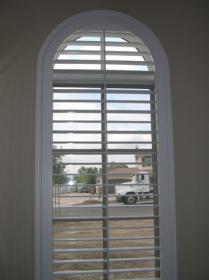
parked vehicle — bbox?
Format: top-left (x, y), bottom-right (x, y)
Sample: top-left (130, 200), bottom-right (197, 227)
top-left (77, 183), bottom-right (89, 193)
top-left (115, 172), bottom-right (153, 204)
top-left (68, 181), bottom-right (89, 193)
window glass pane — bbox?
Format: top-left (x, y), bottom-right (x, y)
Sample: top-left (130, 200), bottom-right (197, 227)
top-left (65, 45), bottom-right (101, 51)
top-left (54, 64), bottom-right (101, 70)
top-left (106, 55), bottom-right (144, 61)
top-left (58, 54), bottom-right (101, 60)
top-left (106, 64), bottom-right (148, 71)
top-left (105, 37), bottom-right (126, 42)
top-left (52, 30), bottom-right (158, 280)
top-left (76, 36), bottom-right (101, 41)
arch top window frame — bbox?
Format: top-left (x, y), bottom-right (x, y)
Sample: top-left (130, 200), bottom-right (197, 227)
top-left (35, 10), bottom-right (177, 280)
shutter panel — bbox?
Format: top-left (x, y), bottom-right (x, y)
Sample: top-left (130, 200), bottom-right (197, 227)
top-left (52, 30), bottom-right (160, 280)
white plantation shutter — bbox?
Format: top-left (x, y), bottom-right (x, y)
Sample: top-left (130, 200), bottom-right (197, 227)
top-left (52, 30), bottom-right (160, 280)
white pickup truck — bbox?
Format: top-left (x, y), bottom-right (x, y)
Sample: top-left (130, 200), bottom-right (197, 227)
top-left (115, 172), bottom-right (153, 205)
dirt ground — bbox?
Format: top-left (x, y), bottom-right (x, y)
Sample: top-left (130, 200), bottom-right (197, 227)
top-left (53, 218), bottom-right (158, 280)
top-left (53, 193), bottom-right (115, 206)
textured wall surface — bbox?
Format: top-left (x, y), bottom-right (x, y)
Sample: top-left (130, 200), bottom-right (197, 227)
top-left (0, 1), bottom-right (209, 279)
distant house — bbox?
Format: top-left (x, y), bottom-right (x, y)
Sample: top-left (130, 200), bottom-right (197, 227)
top-left (135, 149), bottom-right (153, 172)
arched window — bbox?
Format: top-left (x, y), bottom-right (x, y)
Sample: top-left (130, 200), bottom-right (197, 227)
top-left (36, 11), bottom-right (177, 280)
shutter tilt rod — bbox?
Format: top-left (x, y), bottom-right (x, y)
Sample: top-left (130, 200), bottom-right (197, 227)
top-left (101, 29), bottom-right (110, 280)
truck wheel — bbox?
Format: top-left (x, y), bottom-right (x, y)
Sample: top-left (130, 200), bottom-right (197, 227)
top-left (123, 194), bottom-right (137, 205)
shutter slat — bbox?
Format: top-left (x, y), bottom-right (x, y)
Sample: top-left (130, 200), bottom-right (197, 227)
top-left (54, 59), bottom-right (154, 66)
top-left (54, 256), bottom-right (158, 264)
top-left (53, 216), bottom-right (157, 222)
top-left (54, 246), bottom-right (159, 253)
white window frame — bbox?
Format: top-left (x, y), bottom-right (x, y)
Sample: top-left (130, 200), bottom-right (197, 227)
top-left (35, 10), bottom-right (177, 280)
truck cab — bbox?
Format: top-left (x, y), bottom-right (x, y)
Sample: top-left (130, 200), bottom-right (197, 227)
top-left (115, 172), bottom-right (152, 204)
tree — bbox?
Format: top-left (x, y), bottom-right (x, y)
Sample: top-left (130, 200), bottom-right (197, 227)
top-left (73, 166), bottom-right (99, 185)
top-left (53, 147), bottom-right (68, 185)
